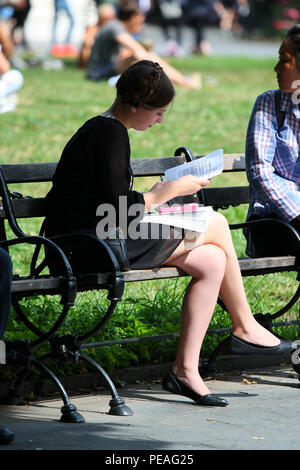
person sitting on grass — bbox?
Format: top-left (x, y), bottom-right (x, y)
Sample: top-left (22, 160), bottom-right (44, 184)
top-left (86, 0), bottom-right (201, 88)
top-left (44, 59), bottom-right (293, 408)
top-left (78, 3), bottom-right (116, 69)
top-left (0, 42), bottom-right (23, 113)
top-left (244, 24), bottom-right (300, 258)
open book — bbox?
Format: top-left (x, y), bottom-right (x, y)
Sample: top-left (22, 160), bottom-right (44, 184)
top-left (164, 148), bottom-right (224, 181)
top-left (140, 149), bottom-right (222, 233)
top-left (141, 204), bottom-right (213, 233)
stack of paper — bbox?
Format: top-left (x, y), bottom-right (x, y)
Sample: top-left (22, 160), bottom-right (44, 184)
top-left (141, 205), bottom-right (213, 233)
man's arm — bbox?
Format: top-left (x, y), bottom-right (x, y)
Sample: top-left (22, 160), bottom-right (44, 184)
top-left (115, 32), bottom-right (201, 89)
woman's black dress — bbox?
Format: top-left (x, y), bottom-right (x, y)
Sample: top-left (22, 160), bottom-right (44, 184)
top-left (44, 115), bottom-right (184, 273)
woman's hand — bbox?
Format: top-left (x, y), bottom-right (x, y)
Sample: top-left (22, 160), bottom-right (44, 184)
top-left (144, 175), bottom-right (210, 212)
top-left (150, 175), bottom-right (210, 195)
top-left (172, 175), bottom-right (210, 196)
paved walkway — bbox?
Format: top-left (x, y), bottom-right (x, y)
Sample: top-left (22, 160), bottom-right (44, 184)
top-left (23, 0), bottom-right (280, 58)
top-left (0, 364), bottom-right (299, 451)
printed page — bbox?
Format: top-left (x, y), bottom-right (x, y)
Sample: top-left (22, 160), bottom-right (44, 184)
top-left (164, 149), bottom-right (224, 181)
top-left (141, 207), bottom-right (213, 233)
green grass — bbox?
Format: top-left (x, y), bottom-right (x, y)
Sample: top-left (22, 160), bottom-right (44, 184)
top-left (1, 56), bottom-right (299, 374)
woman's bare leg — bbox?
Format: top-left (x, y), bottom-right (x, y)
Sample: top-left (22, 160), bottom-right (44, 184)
top-left (167, 243), bottom-right (227, 396)
top-left (199, 212), bottom-right (280, 345)
top-left (161, 211), bottom-right (281, 395)
top-left (163, 211), bottom-right (280, 381)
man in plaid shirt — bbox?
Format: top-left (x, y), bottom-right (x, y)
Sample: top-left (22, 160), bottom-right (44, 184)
top-left (244, 25), bottom-right (300, 257)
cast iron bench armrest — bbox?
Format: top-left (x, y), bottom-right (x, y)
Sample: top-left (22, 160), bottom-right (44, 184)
top-left (49, 231), bottom-right (122, 274)
top-left (0, 235), bottom-right (77, 307)
top-left (48, 231), bottom-right (125, 302)
top-left (229, 216), bottom-right (300, 245)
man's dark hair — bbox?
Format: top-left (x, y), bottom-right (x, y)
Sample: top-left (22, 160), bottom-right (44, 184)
top-left (117, 0), bottom-right (142, 21)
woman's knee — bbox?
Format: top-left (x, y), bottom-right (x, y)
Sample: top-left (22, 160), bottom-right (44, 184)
top-left (173, 243), bottom-right (226, 279)
top-left (197, 244), bottom-right (227, 277)
top-left (209, 211), bottom-right (230, 230)
top-left (203, 211), bottom-right (233, 252)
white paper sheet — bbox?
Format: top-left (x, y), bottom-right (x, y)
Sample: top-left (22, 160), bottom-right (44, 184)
top-left (141, 206), bottom-right (213, 233)
top-left (164, 148), bottom-right (224, 181)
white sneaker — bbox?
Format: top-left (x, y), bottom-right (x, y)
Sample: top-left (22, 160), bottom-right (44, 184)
top-left (107, 75), bottom-right (120, 87)
top-left (0, 93), bottom-right (18, 114)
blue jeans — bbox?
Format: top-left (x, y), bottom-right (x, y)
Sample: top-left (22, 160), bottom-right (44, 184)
top-left (52, 0), bottom-right (74, 45)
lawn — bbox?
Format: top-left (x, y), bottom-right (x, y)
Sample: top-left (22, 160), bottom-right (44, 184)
top-left (1, 55), bottom-right (299, 374)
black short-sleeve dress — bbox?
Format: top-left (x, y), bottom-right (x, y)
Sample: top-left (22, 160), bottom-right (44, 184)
top-left (44, 115), bottom-right (184, 273)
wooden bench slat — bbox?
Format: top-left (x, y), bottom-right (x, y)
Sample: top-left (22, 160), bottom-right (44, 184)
top-left (0, 198), bottom-right (47, 219)
top-left (12, 276), bottom-right (63, 294)
top-left (222, 154), bottom-right (246, 171)
top-left (1, 162), bottom-right (57, 183)
top-left (76, 256), bottom-right (298, 289)
top-left (1, 154), bottom-right (247, 184)
top-left (130, 156), bottom-right (186, 176)
top-left (0, 188), bottom-right (251, 220)
top-left (201, 186), bottom-right (250, 207)
top-left (131, 154), bottom-right (246, 176)
top-left (238, 256), bottom-right (298, 274)
top-left (11, 253), bottom-right (298, 297)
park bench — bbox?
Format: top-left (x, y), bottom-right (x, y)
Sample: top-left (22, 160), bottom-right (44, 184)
top-left (0, 147), bottom-right (299, 423)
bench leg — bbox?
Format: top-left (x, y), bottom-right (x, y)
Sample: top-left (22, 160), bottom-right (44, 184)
top-left (78, 353), bottom-right (133, 416)
top-left (2, 367), bottom-right (30, 405)
top-left (3, 358), bottom-right (85, 422)
top-left (200, 336), bottom-right (231, 379)
top-left (30, 359), bottom-right (85, 423)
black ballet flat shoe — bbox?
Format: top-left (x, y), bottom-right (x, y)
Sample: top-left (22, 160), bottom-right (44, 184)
top-left (227, 334), bottom-right (294, 356)
top-left (0, 426), bottom-right (15, 445)
top-left (162, 370), bottom-right (228, 407)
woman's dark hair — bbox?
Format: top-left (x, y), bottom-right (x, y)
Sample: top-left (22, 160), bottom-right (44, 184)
top-left (285, 24), bottom-right (300, 69)
top-left (116, 60), bottom-right (175, 109)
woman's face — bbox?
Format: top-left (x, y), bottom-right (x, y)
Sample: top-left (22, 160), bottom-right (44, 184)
top-left (274, 39), bottom-right (300, 93)
top-left (130, 104), bottom-right (170, 131)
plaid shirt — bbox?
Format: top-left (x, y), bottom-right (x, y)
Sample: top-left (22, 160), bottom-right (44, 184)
top-left (245, 89), bottom-right (300, 222)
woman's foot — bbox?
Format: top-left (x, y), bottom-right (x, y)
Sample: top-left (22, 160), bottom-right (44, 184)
top-left (162, 369), bottom-right (228, 406)
top-left (172, 366), bottom-right (211, 396)
top-left (228, 333), bottom-right (293, 356)
top-left (232, 323), bottom-right (281, 347)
